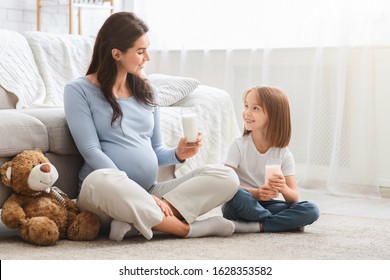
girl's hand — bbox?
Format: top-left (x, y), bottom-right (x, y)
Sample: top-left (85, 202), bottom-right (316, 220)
top-left (257, 184), bottom-right (278, 201)
top-left (175, 131), bottom-right (203, 161)
top-left (268, 174), bottom-right (288, 195)
top-left (151, 195), bottom-right (173, 216)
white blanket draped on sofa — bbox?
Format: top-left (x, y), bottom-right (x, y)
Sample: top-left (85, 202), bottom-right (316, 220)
top-left (23, 31), bottom-right (95, 106)
top-left (0, 30), bottom-right (46, 109)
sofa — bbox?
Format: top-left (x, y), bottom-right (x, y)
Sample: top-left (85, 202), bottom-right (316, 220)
top-left (0, 29), bottom-right (240, 208)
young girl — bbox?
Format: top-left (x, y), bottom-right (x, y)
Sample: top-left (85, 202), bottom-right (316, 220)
top-left (222, 86), bottom-right (319, 233)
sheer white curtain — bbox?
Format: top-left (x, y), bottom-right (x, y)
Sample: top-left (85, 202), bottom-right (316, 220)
top-left (134, 0), bottom-right (390, 198)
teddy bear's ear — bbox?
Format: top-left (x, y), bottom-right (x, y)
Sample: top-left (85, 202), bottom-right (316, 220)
top-left (0, 161), bottom-right (13, 187)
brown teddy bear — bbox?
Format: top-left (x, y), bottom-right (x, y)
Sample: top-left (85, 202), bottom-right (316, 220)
top-left (0, 150), bottom-right (100, 246)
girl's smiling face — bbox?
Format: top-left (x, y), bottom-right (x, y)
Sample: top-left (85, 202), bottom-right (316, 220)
top-left (242, 90), bottom-right (268, 132)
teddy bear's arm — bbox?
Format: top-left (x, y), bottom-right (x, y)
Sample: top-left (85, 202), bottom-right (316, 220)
top-left (64, 196), bottom-right (79, 214)
top-left (61, 196), bottom-right (79, 227)
top-left (1, 194), bottom-right (26, 228)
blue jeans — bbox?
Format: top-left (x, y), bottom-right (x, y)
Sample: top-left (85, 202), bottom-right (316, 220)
top-left (222, 188), bottom-right (320, 232)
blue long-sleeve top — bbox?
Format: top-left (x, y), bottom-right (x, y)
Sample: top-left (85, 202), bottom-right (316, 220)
top-left (64, 77), bottom-right (180, 190)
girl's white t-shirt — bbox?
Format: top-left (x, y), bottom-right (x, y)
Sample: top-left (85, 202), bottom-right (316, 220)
top-left (224, 134), bottom-right (295, 189)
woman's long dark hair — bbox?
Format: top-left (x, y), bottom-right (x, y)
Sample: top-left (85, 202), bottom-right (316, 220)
top-left (87, 12), bottom-right (154, 125)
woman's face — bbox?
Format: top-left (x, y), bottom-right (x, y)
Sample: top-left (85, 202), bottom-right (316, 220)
top-left (115, 34), bottom-right (150, 77)
top-left (242, 90), bottom-right (268, 132)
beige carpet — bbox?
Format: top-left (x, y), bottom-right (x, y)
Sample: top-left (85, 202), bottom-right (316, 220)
top-left (0, 213), bottom-right (389, 260)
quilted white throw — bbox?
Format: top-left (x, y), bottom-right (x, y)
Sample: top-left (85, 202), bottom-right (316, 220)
top-left (0, 29), bottom-right (46, 108)
top-left (23, 31), bottom-right (95, 106)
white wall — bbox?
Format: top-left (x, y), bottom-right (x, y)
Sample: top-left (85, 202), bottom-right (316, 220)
top-left (0, 0), bottom-right (126, 35)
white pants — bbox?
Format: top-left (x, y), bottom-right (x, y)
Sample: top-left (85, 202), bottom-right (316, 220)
top-left (78, 164), bottom-right (239, 239)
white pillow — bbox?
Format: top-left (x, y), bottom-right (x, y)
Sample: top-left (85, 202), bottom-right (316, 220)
top-left (148, 74), bottom-right (200, 106)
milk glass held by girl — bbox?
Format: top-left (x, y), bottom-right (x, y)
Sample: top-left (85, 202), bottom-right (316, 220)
top-left (64, 12), bottom-right (239, 241)
top-left (222, 86), bottom-right (319, 233)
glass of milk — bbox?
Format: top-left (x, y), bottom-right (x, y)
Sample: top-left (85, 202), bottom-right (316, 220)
top-left (265, 157), bottom-right (283, 198)
top-left (181, 108), bottom-right (198, 147)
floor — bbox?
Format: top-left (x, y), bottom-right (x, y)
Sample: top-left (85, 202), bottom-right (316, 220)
top-left (300, 187), bottom-right (390, 220)
top-left (1, 187), bottom-right (389, 240)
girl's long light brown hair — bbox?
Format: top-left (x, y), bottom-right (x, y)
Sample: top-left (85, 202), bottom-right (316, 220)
top-left (243, 86), bottom-right (291, 148)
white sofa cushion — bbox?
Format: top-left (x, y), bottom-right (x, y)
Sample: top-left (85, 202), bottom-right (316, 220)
top-left (0, 30), bottom-right (46, 109)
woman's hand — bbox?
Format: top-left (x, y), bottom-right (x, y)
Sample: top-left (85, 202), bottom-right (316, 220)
top-left (175, 131), bottom-right (203, 161)
top-left (151, 195), bottom-right (173, 216)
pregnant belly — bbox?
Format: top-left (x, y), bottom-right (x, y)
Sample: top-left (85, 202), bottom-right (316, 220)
top-left (103, 144), bottom-right (158, 189)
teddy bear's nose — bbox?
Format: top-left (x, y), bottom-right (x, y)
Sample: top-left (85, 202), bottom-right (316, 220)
top-left (40, 164), bottom-right (51, 173)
